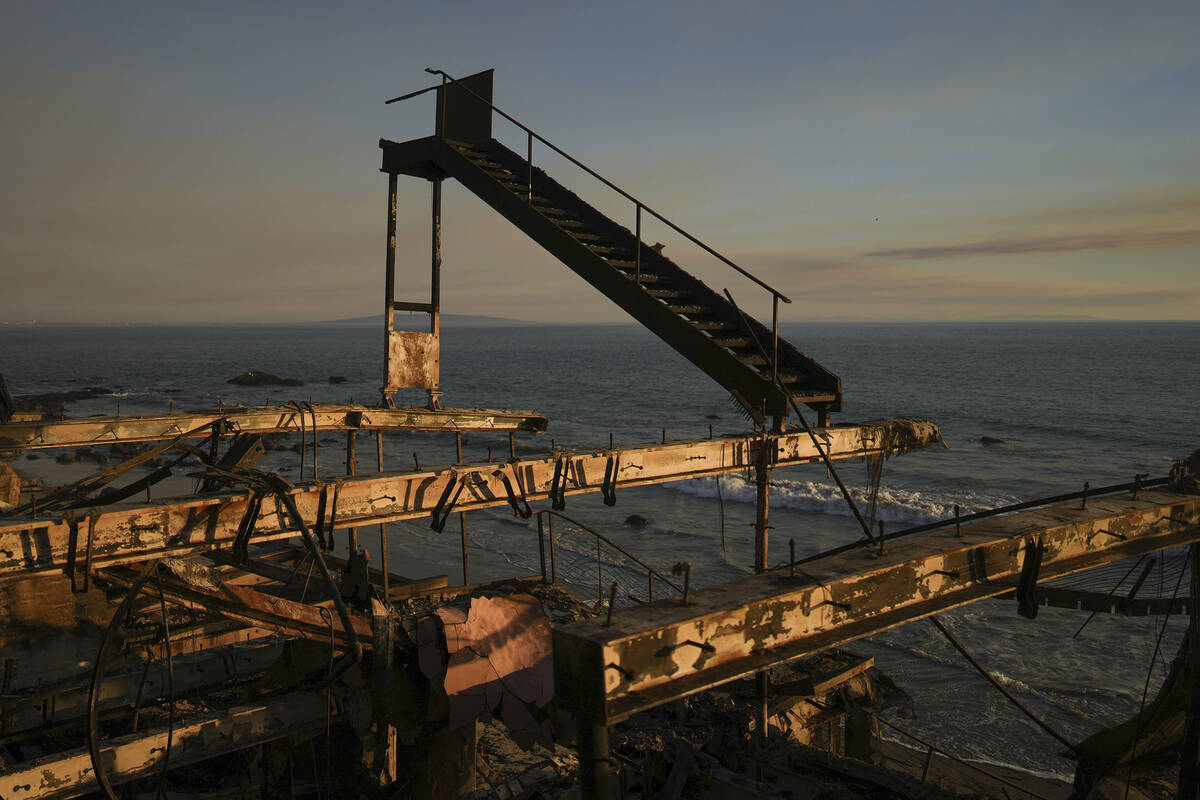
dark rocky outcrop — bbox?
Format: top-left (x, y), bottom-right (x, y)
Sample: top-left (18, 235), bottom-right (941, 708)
top-left (227, 371), bottom-right (303, 387)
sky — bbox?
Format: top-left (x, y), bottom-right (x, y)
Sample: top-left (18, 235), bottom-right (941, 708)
top-left (1, 1), bottom-right (1197, 324)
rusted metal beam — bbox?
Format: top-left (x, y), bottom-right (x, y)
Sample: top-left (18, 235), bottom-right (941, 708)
top-left (99, 565), bottom-right (376, 644)
top-left (2, 691), bottom-right (364, 799)
top-left (552, 489), bottom-right (1200, 724)
top-left (0, 420), bottom-right (938, 580)
top-left (0, 403), bottom-right (549, 453)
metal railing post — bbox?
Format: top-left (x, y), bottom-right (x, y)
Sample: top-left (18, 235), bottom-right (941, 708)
top-left (548, 512), bottom-right (557, 583)
top-left (635, 203), bottom-right (642, 285)
top-left (527, 130), bottom-right (533, 205)
top-left (537, 513), bottom-right (547, 581)
top-left (771, 293), bottom-right (780, 386)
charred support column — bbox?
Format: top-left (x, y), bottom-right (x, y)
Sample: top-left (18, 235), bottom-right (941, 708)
top-left (427, 178), bottom-right (444, 410)
top-left (380, 173), bottom-right (398, 407)
top-left (377, 431), bottom-right (389, 599)
top-left (754, 432), bottom-right (773, 740)
top-left (580, 718), bottom-right (616, 800)
top-left (346, 431), bottom-right (358, 552)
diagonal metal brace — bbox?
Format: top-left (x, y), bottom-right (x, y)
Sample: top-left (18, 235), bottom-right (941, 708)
top-left (494, 465), bottom-right (532, 519)
top-left (431, 473), bottom-right (468, 533)
top-left (231, 489), bottom-right (265, 565)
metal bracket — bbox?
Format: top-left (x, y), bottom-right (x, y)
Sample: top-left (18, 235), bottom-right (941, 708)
top-left (1015, 535), bottom-right (1045, 619)
top-left (430, 473), bottom-right (468, 532)
top-left (601, 453), bottom-right (620, 507)
top-left (313, 483), bottom-right (330, 550)
top-left (231, 489), bottom-right (265, 565)
top-left (549, 456), bottom-right (569, 511)
top-left (494, 465), bottom-right (532, 519)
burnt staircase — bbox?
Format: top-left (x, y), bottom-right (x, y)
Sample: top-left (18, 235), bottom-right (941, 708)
top-left (380, 75), bottom-right (841, 422)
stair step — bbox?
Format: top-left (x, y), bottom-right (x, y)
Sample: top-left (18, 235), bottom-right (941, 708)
top-left (570, 232), bottom-right (608, 243)
top-left (666, 304), bottom-right (708, 315)
top-left (645, 288), bottom-right (688, 299)
top-left (689, 320), bottom-right (733, 331)
top-left (612, 268), bottom-right (668, 284)
top-left (483, 166), bottom-right (518, 178)
top-left (710, 336), bottom-right (751, 348)
top-left (738, 354), bottom-right (769, 367)
top-left (587, 244), bottom-right (632, 256)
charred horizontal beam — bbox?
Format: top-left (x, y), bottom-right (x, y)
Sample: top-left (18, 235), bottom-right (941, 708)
top-left (2, 691), bottom-right (364, 799)
top-left (0, 403), bottom-right (549, 453)
top-left (552, 489), bottom-right (1200, 723)
top-left (0, 639), bottom-right (283, 742)
top-left (100, 565), bottom-right (377, 644)
top-left (1001, 585), bottom-right (1194, 616)
top-left (0, 420), bottom-right (939, 579)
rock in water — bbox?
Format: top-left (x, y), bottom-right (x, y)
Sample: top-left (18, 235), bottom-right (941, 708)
top-left (624, 514), bottom-right (650, 527)
top-left (328, 376), bottom-right (348, 384)
top-left (980, 436), bottom-right (1006, 445)
top-left (227, 371), bottom-right (304, 387)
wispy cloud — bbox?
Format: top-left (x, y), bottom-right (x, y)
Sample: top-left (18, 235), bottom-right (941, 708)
top-left (865, 229), bottom-right (1200, 259)
top-left (743, 253), bottom-right (1200, 319)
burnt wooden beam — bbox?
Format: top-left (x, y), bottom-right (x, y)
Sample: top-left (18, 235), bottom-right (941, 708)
top-left (0, 420), bottom-right (940, 579)
top-left (0, 403), bottom-right (549, 454)
top-left (552, 489), bottom-right (1200, 724)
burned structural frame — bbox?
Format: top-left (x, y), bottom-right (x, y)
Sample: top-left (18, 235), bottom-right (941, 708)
top-left (3, 69), bottom-right (1198, 800)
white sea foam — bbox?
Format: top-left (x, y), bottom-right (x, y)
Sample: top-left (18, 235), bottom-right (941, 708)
top-left (665, 474), bottom-right (1020, 526)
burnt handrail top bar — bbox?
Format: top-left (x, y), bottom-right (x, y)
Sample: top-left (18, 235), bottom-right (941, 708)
top-left (388, 68), bottom-right (792, 304)
top-left (794, 475), bottom-right (1174, 567)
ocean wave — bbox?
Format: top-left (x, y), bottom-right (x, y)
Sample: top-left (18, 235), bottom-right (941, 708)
top-left (665, 474), bottom-right (1020, 526)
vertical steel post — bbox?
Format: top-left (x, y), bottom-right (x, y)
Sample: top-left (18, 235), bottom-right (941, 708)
top-left (754, 436), bottom-right (771, 572)
top-left (771, 293), bottom-right (780, 387)
top-left (527, 131), bottom-right (533, 205)
top-left (921, 746), bottom-right (935, 781)
top-left (381, 173), bottom-right (398, 407)
top-left (579, 718), bottom-right (616, 800)
top-left (460, 512), bottom-right (470, 586)
top-left (428, 178), bottom-right (443, 410)
top-left (548, 514), bottom-right (557, 584)
top-left (537, 513), bottom-right (547, 581)
top-left (346, 431), bottom-right (358, 553)
top-left (634, 203), bottom-right (642, 285)
top-left (754, 433), bottom-right (772, 741)
top-left (376, 431), bottom-right (389, 601)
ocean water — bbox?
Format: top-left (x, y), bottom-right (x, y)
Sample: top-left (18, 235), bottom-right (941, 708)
top-left (2, 320), bottom-right (1198, 780)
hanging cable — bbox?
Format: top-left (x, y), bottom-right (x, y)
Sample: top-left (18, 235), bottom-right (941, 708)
top-left (722, 288), bottom-right (877, 545)
top-left (929, 615), bottom-right (1077, 754)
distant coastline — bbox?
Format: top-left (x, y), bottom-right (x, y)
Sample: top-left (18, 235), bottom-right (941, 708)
top-left (1, 316), bottom-right (1197, 328)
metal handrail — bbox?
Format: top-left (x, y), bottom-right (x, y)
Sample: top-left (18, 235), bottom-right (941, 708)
top-left (535, 509), bottom-right (684, 599)
top-left (389, 68), bottom-right (792, 306)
